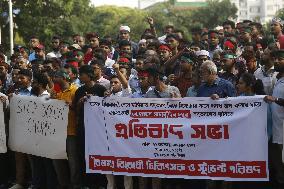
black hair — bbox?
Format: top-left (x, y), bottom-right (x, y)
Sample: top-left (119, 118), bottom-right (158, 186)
top-left (243, 20), bottom-right (253, 24)
top-left (100, 38), bottom-right (112, 49)
top-left (19, 69), bottom-right (32, 79)
top-left (165, 33), bottom-right (180, 41)
top-left (136, 55), bottom-right (144, 61)
top-left (79, 65), bottom-right (95, 80)
top-left (93, 48), bottom-right (107, 62)
top-left (109, 75), bottom-right (119, 81)
top-left (174, 29), bottom-right (184, 35)
top-left (86, 32), bottom-right (99, 40)
top-left (147, 41), bottom-right (160, 50)
top-left (222, 20), bottom-right (235, 29)
top-left (191, 27), bottom-right (202, 34)
top-left (240, 73), bottom-right (265, 95)
top-left (119, 40), bottom-right (132, 49)
top-left (52, 36), bottom-right (61, 40)
top-left (145, 64), bottom-right (164, 81)
top-left (90, 58), bottom-right (105, 70)
top-left (201, 32), bottom-right (208, 37)
top-left (33, 73), bottom-right (49, 88)
top-left (190, 41), bottom-right (206, 50)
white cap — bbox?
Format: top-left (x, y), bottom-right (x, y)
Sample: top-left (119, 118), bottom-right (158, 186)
top-left (71, 44), bottom-right (82, 50)
top-left (120, 25), bottom-right (130, 32)
top-left (196, 50), bottom-right (209, 57)
top-left (138, 39), bottom-right (146, 44)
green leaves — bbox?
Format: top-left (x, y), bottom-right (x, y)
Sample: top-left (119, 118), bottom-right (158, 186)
top-left (0, 0), bottom-right (238, 54)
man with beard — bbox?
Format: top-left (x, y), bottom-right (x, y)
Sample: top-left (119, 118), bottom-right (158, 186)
top-left (47, 36), bottom-right (61, 59)
top-left (219, 52), bottom-right (238, 86)
top-left (254, 47), bottom-right (278, 95)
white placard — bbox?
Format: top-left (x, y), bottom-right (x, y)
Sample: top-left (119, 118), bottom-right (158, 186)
top-left (0, 102), bottom-right (7, 153)
top-left (9, 95), bottom-right (69, 159)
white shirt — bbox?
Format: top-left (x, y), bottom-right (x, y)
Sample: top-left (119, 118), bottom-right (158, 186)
top-left (110, 86), bottom-right (132, 97)
top-left (0, 92), bottom-right (9, 108)
top-left (46, 51), bottom-right (61, 59)
top-left (271, 77), bottom-right (284, 144)
top-left (97, 76), bottom-right (110, 89)
top-left (254, 66), bottom-right (278, 95)
top-left (105, 58), bottom-right (115, 68)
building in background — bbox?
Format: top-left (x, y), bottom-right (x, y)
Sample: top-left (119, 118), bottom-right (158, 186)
top-left (174, 0), bottom-right (284, 23)
top-left (232, 0), bottom-right (284, 23)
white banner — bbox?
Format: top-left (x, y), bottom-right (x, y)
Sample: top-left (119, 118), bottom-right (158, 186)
top-left (0, 102), bottom-right (7, 153)
top-left (85, 96), bottom-right (269, 181)
top-left (9, 95), bottom-right (68, 159)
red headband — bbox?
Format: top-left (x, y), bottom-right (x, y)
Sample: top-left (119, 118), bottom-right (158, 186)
top-left (159, 45), bottom-right (171, 52)
top-left (224, 40), bottom-right (235, 50)
top-left (138, 71), bottom-right (150, 77)
top-left (118, 57), bottom-right (130, 63)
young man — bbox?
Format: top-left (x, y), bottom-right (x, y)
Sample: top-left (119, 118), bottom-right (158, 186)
top-left (242, 50), bottom-right (258, 74)
top-left (158, 44), bottom-right (172, 65)
top-left (47, 36), bottom-right (61, 59)
top-left (271, 18), bottom-right (283, 41)
top-left (118, 25), bottom-right (138, 58)
top-left (254, 48), bottom-right (278, 95)
top-left (219, 52), bottom-right (238, 86)
top-left (90, 59), bottom-right (110, 89)
top-left (74, 65), bottom-right (106, 188)
top-left (29, 73), bottom-right (57, 189)
top-left (105, 63), bottom-right (132, 189)
top-left (99, 38), bottom-right (115, 68)
top-left (208, 30), bottom-right (222, 59)
top-left (268, 49), bottom-right (284, 189)
top-left (29, 36), bottom-right (40, 62)
top-left (165, 33), bottom-right (180, 56)
top-left (222, 20), bottom-right (235, 36)
top-left (141, 64), bottom-right (180, 189)
top-left (34, 44), bottom-right (46, 61)
top-left (9, 69), bottom-right (33, 189)
top-left (52, 69), bottom-right (79, 189)
top-left (0, 62), bottom-right (12, 93)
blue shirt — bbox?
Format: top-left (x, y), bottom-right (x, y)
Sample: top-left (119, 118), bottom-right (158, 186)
top-left (29, 52), bottom-right (36, 62)
top-left (197, 77), bottom-right (236, 97)
top-left (271, 77), bottom-right (284, 144)
top-left (18, 86), bottom-right (32, 96)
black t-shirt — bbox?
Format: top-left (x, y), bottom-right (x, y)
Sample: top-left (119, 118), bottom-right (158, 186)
top-left (74, 84), bottom-right (106, 127)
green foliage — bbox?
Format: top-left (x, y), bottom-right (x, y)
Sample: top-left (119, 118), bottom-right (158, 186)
top-left (0, 0), bottom-right (238, 54)
top-left (190, 0), bottom-right (238, 28)
top-left (276, 8), bottom-right (284, 20)
top-left (91, 6), bottom-right (147, 41)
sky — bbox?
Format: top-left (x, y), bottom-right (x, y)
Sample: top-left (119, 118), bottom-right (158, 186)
top-left (90, 0), bottom-right (165, 9)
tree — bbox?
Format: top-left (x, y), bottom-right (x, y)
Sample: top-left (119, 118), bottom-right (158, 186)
top-left (190, 0), bottom-right (237, 29)
top-left (276, 8), bottom-right (284, 21)
top-left (0, 0), bottom-right (95, 52)
top-left (90, 6), bottom-right (148, 42)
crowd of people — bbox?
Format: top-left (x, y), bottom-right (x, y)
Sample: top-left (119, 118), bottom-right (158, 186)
top-left (0, 16), bottom-right (284, 189)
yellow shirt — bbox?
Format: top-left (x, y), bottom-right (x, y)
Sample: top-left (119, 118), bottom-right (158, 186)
top-left (56, 83), bottom-right (78, 136)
